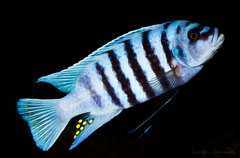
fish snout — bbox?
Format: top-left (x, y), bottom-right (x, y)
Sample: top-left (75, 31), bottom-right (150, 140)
top-left (210, 28), bottom-right (225, 48)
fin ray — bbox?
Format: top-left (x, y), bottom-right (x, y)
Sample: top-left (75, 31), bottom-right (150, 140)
top-left (37, 25), bottom-right (162, 94)
top-left (93, 24), bottom-right (161, 55)
top-left (17, 98), bottom-right (69, 151)
top-left (128, 89), bottom-right (179, 135)
top-left (149, 68), bottom-right (184, 95)
top-left (37, 51), bottom-right (106, 93)
top-left (69, 110), bottom-right (122, 150)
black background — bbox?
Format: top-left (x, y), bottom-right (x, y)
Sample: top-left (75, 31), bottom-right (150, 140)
top-left (6, 2), bottom-right (239, 158)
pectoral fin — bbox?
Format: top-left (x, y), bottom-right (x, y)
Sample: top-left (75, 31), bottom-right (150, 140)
top-left (128, 89), bottom-right (179, 136)
top-left (149, 68), bottom-right (184, 96)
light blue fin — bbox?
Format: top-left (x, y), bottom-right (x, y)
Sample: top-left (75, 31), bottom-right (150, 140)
top-left (17, 99), bottom-right (69, 151)
top-left (149, 69), bottom-right (184, 96)
top-left (138, 125), bottom-right (152, 139)
top-left (37, 24), bottom-right (162, 94)
top-left (37, 53), bottom-right (104, 93)
top-left (128, 89), bottom-right (179, 135)
top-left (69, 110), bottom-right (122, 150)
top-left (92, 24), bottom-right (162, 55)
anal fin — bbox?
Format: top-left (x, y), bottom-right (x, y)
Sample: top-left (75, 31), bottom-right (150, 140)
top-left (69, 110), bottom-right (122, 150)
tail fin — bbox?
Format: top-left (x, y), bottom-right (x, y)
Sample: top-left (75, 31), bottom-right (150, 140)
top-left (17, 99), bottom-right (69, 151)
top-left (69, 110), bottom-right (122, 150)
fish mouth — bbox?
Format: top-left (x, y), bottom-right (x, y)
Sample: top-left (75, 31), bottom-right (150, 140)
top-left (210, 32), bottom-right (225, 57)
top-left (200, 30), bottom-right (225, 65)
top-left (211, 28), bottom-right (225, 49)
top-left (215, 33), bottom-right (225, 49)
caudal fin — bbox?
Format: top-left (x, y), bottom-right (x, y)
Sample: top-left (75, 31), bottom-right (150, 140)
top-left (17, 99), bottom-right (69, 151)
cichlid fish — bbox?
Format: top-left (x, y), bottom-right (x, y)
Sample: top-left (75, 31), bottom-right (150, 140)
top-left (17, 20), bottom-right (225, 151)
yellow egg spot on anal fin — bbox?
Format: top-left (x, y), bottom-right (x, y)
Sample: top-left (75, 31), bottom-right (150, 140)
top-left (78, 119), bottom-right (83, 123)
top-left (80, 126), bottom-right (84, 131)
top-left (89, 120), bottom-right (93, 124)
top-left (76, 130), bottom-right (80, 135)
top-left (74, 135), bottom-right (77, 139)
top-left (82, 121), bottom-right (87, 125)
top-left (76, 124), bottom-right (80, 129)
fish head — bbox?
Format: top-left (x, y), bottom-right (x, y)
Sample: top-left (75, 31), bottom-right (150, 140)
top-left (171, 21), bottom-right (225, 67)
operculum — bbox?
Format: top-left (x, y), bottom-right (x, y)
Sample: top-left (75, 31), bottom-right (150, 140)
top-left (174, 64), bottom-right (203, 83)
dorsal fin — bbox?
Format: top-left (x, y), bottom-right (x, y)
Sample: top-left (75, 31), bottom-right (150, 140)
top-left (37, 24), bottom-right (162, 93)
top-left (93, 24), bottom-right (161, 55)
top-left (37, 52), bottom-right (105, 93)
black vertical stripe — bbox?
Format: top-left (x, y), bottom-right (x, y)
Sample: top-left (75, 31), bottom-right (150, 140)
top-left (95, 63), bottom-right (123, 108)
top-left (143, 31), bottom-right (172, 91)
top-left (188, 25), bottom-right (205, 44)
top-left (200, 27), bottom-right (214, 40)
top-left (163, 22), bottom-right (171, 29)
top-left (142, 31), bottom-right (165, 76)
top-left (176, 26), bottom-right (181, 34)
top-left (79, 76), bottom-right (102, 107)
top-left (108, 50), bottom-right (138, 105)
top-left (124, 40), bottom-right (155, 99)
top-left (176, 45), bottom-right (184, 59)
top-left (161, 31), bottom-right (174, 68)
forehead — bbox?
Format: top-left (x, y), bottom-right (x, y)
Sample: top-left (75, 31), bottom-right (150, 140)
top-left (173, 21), bottom-right (212, 37)
top-left (173, 21), bottom-right (201, 33)
top-left (184, 22), bottom-right (211, 34)
top-left (186, 22), bottom-right (200, 30)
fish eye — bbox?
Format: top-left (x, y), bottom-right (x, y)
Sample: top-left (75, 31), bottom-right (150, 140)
top-left (188, 31), bottom-right (200, 41)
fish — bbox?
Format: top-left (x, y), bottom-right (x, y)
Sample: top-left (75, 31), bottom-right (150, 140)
top-left (17, 20), bottom-right (225, 151)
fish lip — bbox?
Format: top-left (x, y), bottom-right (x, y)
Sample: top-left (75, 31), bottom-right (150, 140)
top-left (216, 33), bottom-right (225, 46)
top-left (212, 33), bottom-right (225, 51)
top-left (200, 33), bottom-right (225, 66)
top-left (211, 28), bottom-right (225, 48)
